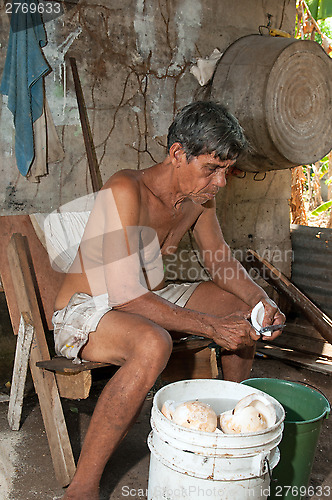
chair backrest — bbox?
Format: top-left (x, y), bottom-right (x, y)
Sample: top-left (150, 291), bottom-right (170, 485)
top-left (0, 215), bottom-right (64, 332)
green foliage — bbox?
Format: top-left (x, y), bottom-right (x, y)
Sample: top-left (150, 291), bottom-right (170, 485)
top-left (296, 1), bottom-right (332, 41)
top-left (307, 0), bottom-right (332, 20)
top-left (311, 200), bottom-right (332, 215)
top-left (318, 18), bottom-right (332, 36)
top-left (314, 19), bottom-right (332, 43)
top-left (317, 156), bottom-right (329, 178)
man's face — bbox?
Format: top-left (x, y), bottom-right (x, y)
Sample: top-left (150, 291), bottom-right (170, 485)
top-left (179, 152), bottom-right (236, 205)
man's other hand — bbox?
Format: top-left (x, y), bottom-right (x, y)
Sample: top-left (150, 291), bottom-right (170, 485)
top-left (260, 298), bottom-right (286, 340)
top-left (209, 311), bottom-right (260, 351)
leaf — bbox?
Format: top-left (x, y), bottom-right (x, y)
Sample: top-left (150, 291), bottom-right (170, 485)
top-left (311, 200), bottom-right (332, 215)
top-left (319, 163), bottom-right (329, 177)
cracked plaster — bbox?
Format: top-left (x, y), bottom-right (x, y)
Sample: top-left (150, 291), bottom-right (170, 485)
top-left (0, 0), bottom-right (295, 273)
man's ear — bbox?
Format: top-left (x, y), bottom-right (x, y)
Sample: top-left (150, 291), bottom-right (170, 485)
top-left (169, 142), bottom-right (186, 166)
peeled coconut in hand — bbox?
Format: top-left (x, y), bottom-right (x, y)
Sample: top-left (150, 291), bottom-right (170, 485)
top-left (219, 393), bottom-right (276, 434)
top-left (162, 400), bottom-right (217, 432)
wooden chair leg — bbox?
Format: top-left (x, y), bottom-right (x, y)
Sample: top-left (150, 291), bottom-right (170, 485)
top-left (209, 347), bottom-right (219, 379)
top-left (8, 312), bottom-right (34, 431)
top-left (7, 233), bottom-right (76, 486)
top-left (28, 334), bottom-right (77, 485)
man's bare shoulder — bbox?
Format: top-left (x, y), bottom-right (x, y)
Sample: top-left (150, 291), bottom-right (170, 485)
top-left (101, 170), bottom-right (142, 203)
top-left (99, 170), bottom-right (143, 224)
top-left (102, 169), bottom-right (141, 191)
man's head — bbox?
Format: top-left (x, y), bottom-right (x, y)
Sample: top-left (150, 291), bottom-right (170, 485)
top-left (167, 101), bottom-right (248, 162)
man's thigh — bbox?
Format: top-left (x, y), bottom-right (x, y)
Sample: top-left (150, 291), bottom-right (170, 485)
top-left (80, 309), bottom-right (169, 365)
top-left (185, 281), bottom-right (249, 317)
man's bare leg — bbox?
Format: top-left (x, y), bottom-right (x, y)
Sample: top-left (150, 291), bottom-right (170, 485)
top-left (62, 311), bottom-right (172, 500)
top-left (218, 346), bottom-right (256, 382)
top-left (185, 281), bottom-right (256, 382)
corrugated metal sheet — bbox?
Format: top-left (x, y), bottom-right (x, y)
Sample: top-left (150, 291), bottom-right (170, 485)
top-left (290, 224), bottom-right (332, 318)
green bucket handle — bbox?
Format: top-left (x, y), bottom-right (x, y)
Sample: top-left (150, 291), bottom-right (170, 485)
top-left (291, 380), bottom-right (330, 419)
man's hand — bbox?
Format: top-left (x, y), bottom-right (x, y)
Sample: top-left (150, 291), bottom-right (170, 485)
top-left (260, 298), bottom-right (286, 340)
top-left (209, 311), bottom-right (260, 351)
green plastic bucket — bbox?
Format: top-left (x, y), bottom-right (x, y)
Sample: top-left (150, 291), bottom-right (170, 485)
top-left (242, 378), bottom-right (330, 500)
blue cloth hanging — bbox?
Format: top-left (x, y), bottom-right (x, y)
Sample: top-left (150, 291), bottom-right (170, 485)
top-left (0, 1), bottom-right (51, 176)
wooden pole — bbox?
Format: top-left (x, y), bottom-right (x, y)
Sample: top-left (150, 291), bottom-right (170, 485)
top-left (246, 249), bottom-right (332, 344)
top-left (8, 312), bottom-right (34, 431)
top-left (69, 57), bottom-right (102, 192)
top-left (328, 152), bottom-right (332, 229)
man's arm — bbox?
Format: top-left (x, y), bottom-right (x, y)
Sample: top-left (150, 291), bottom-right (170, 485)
top-left (192, 200), bottom-right (285, 338)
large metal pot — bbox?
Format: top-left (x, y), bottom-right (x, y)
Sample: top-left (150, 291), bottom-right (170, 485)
top-left (211, 35), bottom-right (332, 172)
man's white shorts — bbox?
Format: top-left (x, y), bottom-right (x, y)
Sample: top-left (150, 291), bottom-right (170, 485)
top-left (52, 282), bottom-right (201, 362)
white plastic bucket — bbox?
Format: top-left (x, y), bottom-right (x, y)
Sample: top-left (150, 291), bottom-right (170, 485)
top-left (147, 379), bottom-right (285, 500)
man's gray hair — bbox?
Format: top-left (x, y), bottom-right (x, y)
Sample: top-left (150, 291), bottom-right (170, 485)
top-left (167, 101), bottom-right (249, 161)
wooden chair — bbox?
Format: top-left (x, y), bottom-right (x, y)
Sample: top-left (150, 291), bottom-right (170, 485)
top-left (5, 231), bottom-right (112, 486)
top-left (1, 217), bottom-right (217, 486)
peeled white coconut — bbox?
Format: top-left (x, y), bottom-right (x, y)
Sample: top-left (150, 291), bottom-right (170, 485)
top-left (251, 301), bottom-right (266, 333)
top-left (172, 400), bottom-right (218, 432)
top-left (161, 400), bottom-right (177, 421)
top-left (234, 393), bottom-right (276, 426)
top-left (220, 406), bottom-right (267, 434)
top-left (219, 393), bottom-right (276, 434)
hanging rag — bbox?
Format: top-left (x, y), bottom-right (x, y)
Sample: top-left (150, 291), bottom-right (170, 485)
top-left (190, 48), bottom-right (223, 87)
top-left (27, 97), bottom-right (65, 182)
top-left (0, 1), bottom-right (51, 176)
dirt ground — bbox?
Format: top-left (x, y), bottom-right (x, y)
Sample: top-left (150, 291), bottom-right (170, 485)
top-left (0, 290), bottom-right (331, 500)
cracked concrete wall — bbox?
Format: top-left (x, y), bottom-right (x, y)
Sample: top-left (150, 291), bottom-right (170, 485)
top-left (0, 0), bottom-right (295, 274)
top-left (217, 170), bottom-right (292, 277)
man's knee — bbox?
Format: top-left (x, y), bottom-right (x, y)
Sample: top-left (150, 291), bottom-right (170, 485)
top-left (134, 324), bottom-right (173, 371)
top-left (187, 281), bottom-right (251, 316)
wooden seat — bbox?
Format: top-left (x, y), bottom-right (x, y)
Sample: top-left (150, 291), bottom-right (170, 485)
top-left (1, 218), bottom-right (218, 486)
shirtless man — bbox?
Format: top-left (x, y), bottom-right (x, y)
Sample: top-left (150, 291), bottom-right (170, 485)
top-left (53, 101), bottom-right (285, 499)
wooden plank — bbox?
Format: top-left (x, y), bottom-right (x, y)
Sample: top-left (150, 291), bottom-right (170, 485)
top-left (161, 347), bottom-right (216, 382)
top-left (0, 215), bottom-right (64, 333)
top-left (272, 335), bottom-right (332, 360)
top-left (283, 319), bottom-right (327, 340)
top-left (7, 233), bottom-right (76, 487)
top-left (256, 343), bottom-right (332, 375)
top-left (56, 371), bottom-right (92, 400)
top-left (209, 348), bottom-right (219, 379)
top-left (272, 337), bottom-right (332, 360)
top-left (172, 337), bottom-right (211, 352)
top-left (247, 249), bottom-right (332, 344)
top-left (36, 357), bottom-right (112, 373)
top-left (8, 312), bottom-right (34, 431)
top-left (69, 57), bottom-right (102, 192)
top-left (36, 358), bottom-right (99, 399)
top-left (271, 323), bottom-right (332, 360)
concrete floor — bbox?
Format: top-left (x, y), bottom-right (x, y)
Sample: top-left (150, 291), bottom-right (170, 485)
top-left (0, 355), bottom-right (331, 500)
